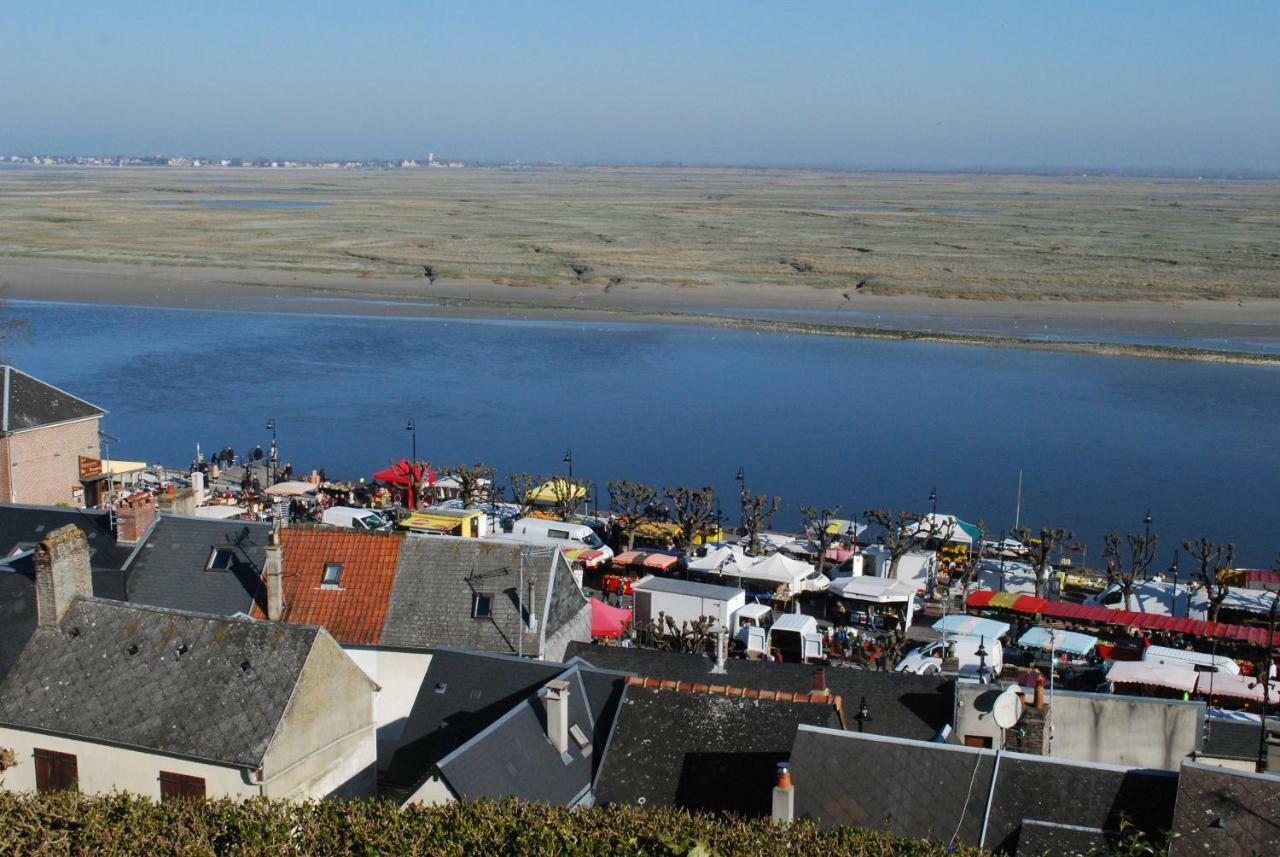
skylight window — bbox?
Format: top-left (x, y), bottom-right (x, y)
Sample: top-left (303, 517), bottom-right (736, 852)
top-left (321, 562), bottom-right (343, 588)
top-left (206, 547), bottom-right (236, 572)
top-left (472, 592), bottom-right (493, 619)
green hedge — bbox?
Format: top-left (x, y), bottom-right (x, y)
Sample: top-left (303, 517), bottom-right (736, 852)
top-left (0, 792), bottom-right (981, 856)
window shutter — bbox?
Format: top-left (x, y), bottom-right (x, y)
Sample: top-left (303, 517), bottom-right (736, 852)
top-left (160, 771), bottom-right (206, 800)
top-left (34, 749), bottom-right (78, 792)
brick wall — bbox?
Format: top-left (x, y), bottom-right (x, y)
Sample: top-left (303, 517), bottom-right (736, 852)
top-left (0, 418), bottom-right (100, 506)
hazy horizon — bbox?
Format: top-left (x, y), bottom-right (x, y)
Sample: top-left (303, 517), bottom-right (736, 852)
top-left (2, 2), bottom-right (1277, 172)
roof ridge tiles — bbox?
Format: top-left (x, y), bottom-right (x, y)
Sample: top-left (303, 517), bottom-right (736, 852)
top-left (624, 673), bottom-right (843, 708)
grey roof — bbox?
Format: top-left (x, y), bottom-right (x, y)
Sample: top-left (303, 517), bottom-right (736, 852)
top-left (0, 559), bottom-right (37, 681)
top-left (632, 576), bottom-right (743, 600)
top-left (0, 503), bottom-right (132, 597)
top-left (381, 538), bottom-right (587, 655)
top-left (1170, 762), bottom-right (1280, 857)
top-left (1, 366), bottom-right (104, 434)
top-left (1201, 718), bottom-right (1270, 764)
top-left (565, 642), bottom-right (953, 741)
top-left (437, 666), bottom-right (596, 806)
top-left (383, 648), bottom-right (569, 790)
top-left (123, 515), bottom-right (269, 616)
top-left (0, 598), bottom-right (318, 768)
top-left (789, 726), bottom-right (1178, 853)
top-left (593, 682), bottom-right (841, 816)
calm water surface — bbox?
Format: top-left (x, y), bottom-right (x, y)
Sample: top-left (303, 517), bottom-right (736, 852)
top-left (8, 301), bottom-right (1279, 564)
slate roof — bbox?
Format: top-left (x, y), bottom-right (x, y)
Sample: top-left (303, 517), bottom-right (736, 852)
top-left (0, 598), bottom-right (319, 768)
top-left (1201, 718), bottom-right (1269, 764)
top-left (0, 366), bottom-right (105, 434)
top-left (0, 558), bottom-right (38, 681)
top-left (249, 528), bottom-right (402, 646)
top-left (565, 642), bottom-right (953, 741)
top-left (437, 666), bottom-right (597, 806)
top-left (788, 726), bottom-right (1178, 854)
top-left (593, 678), bottom-right (842, 816)
top-left (382, 648), bottom-right (569, 791)
top-left (0, 503), bottom-right (132, 598)
top-left (1170, 762), bottom-right (1280, 857)
top-left (125, 515), bottom-right (270, 617)
top-left (381, 538), bottom-right (586, 655)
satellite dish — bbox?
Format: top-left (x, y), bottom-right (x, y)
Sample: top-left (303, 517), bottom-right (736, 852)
top-left (992, 687), bottom-right (1024, 729)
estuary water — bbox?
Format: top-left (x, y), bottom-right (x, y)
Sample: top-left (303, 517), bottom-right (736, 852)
top-left (6, 300), bottom-right (1279, 565)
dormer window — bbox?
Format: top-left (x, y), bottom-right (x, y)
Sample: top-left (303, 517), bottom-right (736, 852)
top-left (206, 547), bottom-right (236, 572)
top-left (321, 562), bottom-right (343, 589)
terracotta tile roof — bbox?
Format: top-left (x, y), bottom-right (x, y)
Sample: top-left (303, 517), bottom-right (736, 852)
top-left (251, 528), bottom-right (402, 646)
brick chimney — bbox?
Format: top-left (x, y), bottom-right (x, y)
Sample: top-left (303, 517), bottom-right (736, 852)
top-left (771, 761), bottom-right (795, 824)
top-left (812, 667), bottom-right (829, 695)
top-left (544, 679), bottom-right (570, 754)
top-left (115, 492), bottom-right (157, 544)
top-left (1008, 673), bottom-right (1051, 756)
top-left (34, 524), bottom-right (93, 626)
top-left (264, 528), bottom-right (285, 622)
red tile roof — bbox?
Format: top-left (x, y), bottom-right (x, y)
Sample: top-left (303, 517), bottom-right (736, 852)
top-left (251, 528), bottom-right (402, 646)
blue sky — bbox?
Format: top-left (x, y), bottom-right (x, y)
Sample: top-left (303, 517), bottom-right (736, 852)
top-left (2, 2), bottom-right (1276, 170)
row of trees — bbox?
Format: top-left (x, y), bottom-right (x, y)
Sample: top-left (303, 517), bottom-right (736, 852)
top-left (393, 461), bottom-right (1250, 621)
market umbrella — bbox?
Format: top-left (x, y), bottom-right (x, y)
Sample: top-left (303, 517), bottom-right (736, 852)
top-left (590, 597), bottom-right (632, 639)
top-left (372, 459), bottom-right (435, 487)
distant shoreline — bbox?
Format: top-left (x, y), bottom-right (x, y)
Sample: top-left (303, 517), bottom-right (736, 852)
top-left (3, 257), bottom-right (1280, 366)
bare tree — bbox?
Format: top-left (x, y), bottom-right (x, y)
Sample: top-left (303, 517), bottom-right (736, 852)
top-left (506, 472), bottom-right (538, 518)
top-left (1101, 530), bottom-right (1159, 612)
top-left (665, 485), bottom-right (717, 550)
top-left (1014, 526), bottom-right (1074, 599)
top-left (547, 474), bottom-right (591, 522)
top-left (743, 494), bottom-right (780, 555)
top-left (448, 461), bottom-right (492, 508)
top-left (955, 518), bottom-right (987, 601)
top-left (863, 509), bottom-right (955, 580)
top-left (1183, 537), bottom-right (1236, 623)
top-left (607, 480), bottom-right (659, 550)
top-left (800, 504), bottom-right (842, 577)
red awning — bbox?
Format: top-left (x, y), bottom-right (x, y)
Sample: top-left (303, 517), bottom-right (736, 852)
top-left (1012, 595), bottom-right (1048, 614)
top-left (642, 553), bottom-right (679, 570)
top-left (372, 460), bottom-right (435, 487)
top-left (966, 590), bottom-right (996, 607)
top-left (590, 597), bottom-right (632, 639)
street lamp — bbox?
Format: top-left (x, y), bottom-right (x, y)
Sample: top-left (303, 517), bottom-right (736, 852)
top-left (265, 418), bottom-right (277, 485)
top-left (1169, 550), bottom-right (1180, 617)
top-left (1143, 509), bottom-right (1153, 543)
top-left (406, 419), bottom-right (417, 508)
top-left (856, 696), bottom-right (872, 733)
top-left (929, 486), bottom-right (937, 515)
top-left (735, 467), bottom-right (746, 532)
top-left (1255, 589), bottom-right (1279, 773)
top-left (563, 449), bottom-right (573, 481)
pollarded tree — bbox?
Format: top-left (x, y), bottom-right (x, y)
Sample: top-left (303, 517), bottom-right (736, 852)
top-left (955, 518), bottom-right (987, 601)
top-left (862, 509), bottom-right (956, 580)
top-left (448, 461), bottom-right (493, 508)
top-left (743, 494), bottom-right (780, 555)
top-left (800, 504), bottom-right (842, 577)
top-left (607, 480), bottom-right (659, 550)
top-left (505, 472), bottom-right (538, 518)
top-left (1183, 537), bottom-right (1236, 623)
top-left (664, 485), bottom-right (717, 550)
top-left (1014, 526), bottom-right (1074, 599)
top-left (1101, 529), bottom-right (1159, 612)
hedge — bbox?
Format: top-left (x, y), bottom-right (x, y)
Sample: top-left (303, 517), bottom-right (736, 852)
top-left (0, 792), bottom-right (983, 856)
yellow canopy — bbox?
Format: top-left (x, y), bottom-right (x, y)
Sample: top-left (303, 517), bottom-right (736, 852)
top-left (104, 459), bottom-right (147, 476)
top-left (527, 478), bottom-right (588, 504)
top-left (635, 520), bottom-right (680, 539)
top-left (399, 512), bottom-right (468, 533)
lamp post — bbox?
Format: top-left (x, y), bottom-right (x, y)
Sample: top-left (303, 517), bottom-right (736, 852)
top-left (1256, 590), bottom-right (1279, 773)
top-left (929, 487), bottom-right (937, 516)
top-left (1143, 509), bottom-right (1153, 544)
top-left (735, 467), bottom-right (746, 533)
top-left (1169, 550), bottom-right (1180, 617)
top-left (563, 449), bottom-right (575, 515)
top-left (265, 418), bottom-right (277, 486)
top-left (856, 696), bottom-right (872, 733)
top-left (406, 419), bottom-right (417, 508)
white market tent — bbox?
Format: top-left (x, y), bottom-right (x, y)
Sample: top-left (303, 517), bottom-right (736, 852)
top-left (264, 480), bottom-right (317, 497)
top-left (1018, 626), bottom-right (1097, 656)
top-left (831, 575), bottom-right (917, 603)
top-left (900, 513), bottom-right (982, 545)
top-left (1143, 645), bottom-right (1241, 676)
top-left (734, 553), bottom-right (815, 586)
top-left (1200, 671), bottom-right (1280, 704)
top-left (933, 615), bottom-right (1011, 640)
top-left (1107, 660), bottom-right (1198, 694)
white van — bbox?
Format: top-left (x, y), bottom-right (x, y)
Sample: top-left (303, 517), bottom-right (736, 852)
top-left (896, 635), bottom-right (1004, 680)
top-left (507, 518), bottom-right (614, 561)
top-left (321, 506), bottom-right (391, 532)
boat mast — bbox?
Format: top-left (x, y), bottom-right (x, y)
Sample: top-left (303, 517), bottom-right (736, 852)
top-left (1013, 469), bottom-right (1023, 532)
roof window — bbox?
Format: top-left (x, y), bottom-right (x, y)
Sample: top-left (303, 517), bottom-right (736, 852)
top-left (321, 562), bottom-right (343, 589)
top-left (206, 547), bottom-right (236, 572)
top-left (471, 592), bottom-right (493, 619)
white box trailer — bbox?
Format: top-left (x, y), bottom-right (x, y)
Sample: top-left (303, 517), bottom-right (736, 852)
top-left (631, 575), bottom-right (747, 630)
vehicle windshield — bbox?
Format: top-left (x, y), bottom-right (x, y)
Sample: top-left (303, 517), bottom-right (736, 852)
top-left (583, 532), bottom-right (604, 549)
top-left (359, 514), bottom-right (383, 530)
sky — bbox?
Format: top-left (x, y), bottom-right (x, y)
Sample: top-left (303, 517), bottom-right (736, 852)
top-left (2, 2), bottom-right (1277, 171)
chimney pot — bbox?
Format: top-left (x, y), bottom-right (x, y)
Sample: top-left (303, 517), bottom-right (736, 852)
top-left (34, 525), bottom-right (93, 626)
top-left (1034, 672), bottom-right (1046, 709)
top-left (771, 761), bottom-right (795, 825)
top-left (544, 679), bottom-right (570, 754)
top-left (264, 527), bottom-right (285, 622)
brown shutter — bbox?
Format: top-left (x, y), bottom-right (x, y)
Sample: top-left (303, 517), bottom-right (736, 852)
top-left (34, 749), bottom-right (78, 792)
top-left (159, 771), bottom-right (206, 800)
